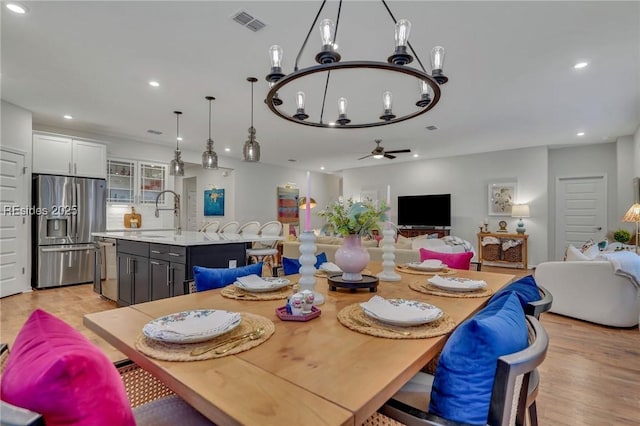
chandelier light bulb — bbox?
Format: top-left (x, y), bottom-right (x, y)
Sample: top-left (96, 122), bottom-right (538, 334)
top-left (319, 18), bottom-right (336, 47)
top-left (431, 46), bottom-right (445, 71)
top-left (338, 97), bottom-right (348, 116)
top-left (382, 91), bottom-right (393, 112)
top-left (269, 45), bottom-right (283, 68)
top-left (420, 80), bottom-right (430, 95)
top-left (394, 19), bottom-right (411, 47)
top-left (296, 91), bottom-right (306, 110)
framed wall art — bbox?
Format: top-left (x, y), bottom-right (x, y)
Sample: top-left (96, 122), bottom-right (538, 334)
top-left (488, 182), bottom-right (516, 216)
top-left (204, 188), bottom-right (225, 216)
top-left (277, 186), bottom-right (299, 224)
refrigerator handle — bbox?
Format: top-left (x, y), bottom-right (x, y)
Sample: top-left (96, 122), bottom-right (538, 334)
top-left (74, 182), bottom-right (81, 237)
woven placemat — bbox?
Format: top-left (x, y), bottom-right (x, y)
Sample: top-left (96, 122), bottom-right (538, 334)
top-left (337, 303), bottom-right (455, 339)
top-left (221, 284), bottom-right (292, 300)
top-left (395, 265), bottom-right (457, 276)
top-left (135, 313), bottom-right (275, 361)
top-left (409, 280), bottom-right (494, 298)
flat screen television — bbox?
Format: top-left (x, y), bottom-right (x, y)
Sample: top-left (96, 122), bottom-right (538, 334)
top-left (397, 194), bottom-right (451, 227)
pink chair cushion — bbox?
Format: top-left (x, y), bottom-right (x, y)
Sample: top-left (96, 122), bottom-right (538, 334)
top-left (419, 248), bottom-right (474, 270)
top-left (1, 309), bottom-right (135, 426)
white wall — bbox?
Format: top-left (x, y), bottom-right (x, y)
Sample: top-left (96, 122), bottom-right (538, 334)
top-left (343, 146), bottom-right (549, 267)
top-left (634, 125), bottom-right (640, 176)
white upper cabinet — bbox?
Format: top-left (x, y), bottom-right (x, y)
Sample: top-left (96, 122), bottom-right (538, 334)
top-left (33, 133), bottom-right (106, 178)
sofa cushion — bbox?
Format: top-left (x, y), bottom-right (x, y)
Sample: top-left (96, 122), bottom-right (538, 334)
top-left (1, 309), bottom-right (136, 426)
top-left (193, 262), bottom-right (263, 291)
top-left (488, 274), bottom-right (542, 309)
top-left (565, 244), bottom-right (599, 261)
top-left (428, 292), bottom-right (529, 425)
top-left (315, 236), bottom-right (344, 245)
top-left (395, 235), bottom-right (413, 249)
top-left (419, 248), bottom-right (473, 270)
top-left (282, 252), bottom-right (328, 275)
top-left (411, 238), bottom-right (449, 251)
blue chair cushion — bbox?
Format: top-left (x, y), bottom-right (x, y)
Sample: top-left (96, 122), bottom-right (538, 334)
top-left (193, 262), bottom-right (263, 292)
top-left (281, 252), bottom-right (328, 275)
top-left (428, 292), bottom-right (529, 425)
top-left (489, 274), bottom-right (541, 309)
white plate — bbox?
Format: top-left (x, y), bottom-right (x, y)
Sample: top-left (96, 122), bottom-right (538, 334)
top-left (361, 298), bottom-right (443, 326)
top-left (406, 261), bottom-right (446, 272)
top-left (234, 277), bottom-right (290, 293)
top-left (142, 309), bottom-right (241, 344)
top-left (427, 276), bottom-right (487, 292)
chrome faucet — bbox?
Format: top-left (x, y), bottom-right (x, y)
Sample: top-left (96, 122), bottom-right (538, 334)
top-left (154, 190), bottom-right (181, 234)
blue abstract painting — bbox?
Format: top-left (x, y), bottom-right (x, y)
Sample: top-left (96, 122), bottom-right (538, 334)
top-left (204, 189), bottom-right (225, 216)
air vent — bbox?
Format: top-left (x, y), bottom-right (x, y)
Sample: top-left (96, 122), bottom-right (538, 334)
top-left (287, 159), bottom-right (296, 162)
top-left (232, 10), bottom-right (266, 32)
top-left (425, 125), bottom-right (438, 131)
top-left (147, 129), bottom-right (162, 135)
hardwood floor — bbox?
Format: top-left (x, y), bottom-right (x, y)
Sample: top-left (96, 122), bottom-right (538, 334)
top-left (1, 269), bottom-right (639, 425)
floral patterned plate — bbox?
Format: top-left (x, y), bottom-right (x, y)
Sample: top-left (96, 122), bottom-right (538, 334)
top-left (360, 297), bottom-right (443, 326)
top-left (234, 277), bottom-right (291, 293)
top-left (142, 309), bottom-right (241, 344)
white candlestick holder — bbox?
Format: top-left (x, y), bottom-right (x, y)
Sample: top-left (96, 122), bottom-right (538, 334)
top-left (298, 230), bottom-right (324, 305)
top-left (377, 226), bottom-right (401, 282)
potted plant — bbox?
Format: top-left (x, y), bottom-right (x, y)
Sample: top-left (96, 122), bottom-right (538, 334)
top-left (318, 199), bottom-right (388, 281)
top-left (613, 229), bottom-right (632, 244)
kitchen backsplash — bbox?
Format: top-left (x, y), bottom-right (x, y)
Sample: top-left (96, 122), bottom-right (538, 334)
top-left (106, 204), bottom-right (174, 230)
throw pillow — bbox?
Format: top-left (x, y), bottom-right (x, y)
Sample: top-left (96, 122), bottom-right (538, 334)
top-left (1, 309), bottom-right (136, 426)
top-left (193, 262), bottom-right (263, 292)
top-left (565, 245), bottom-right (595, 261)
top-left (282, 252), bottom-right (328, 275)
top-left (428, 292), bottom-right (529, 425)
top-left (395, 235), bottom-right (413, 249)
top-left (419, 248), bottom-right (473, 270)
top-left (488, 275), bottom-right (542, 309)
top-left (580, 239), bottom-right (597, 252)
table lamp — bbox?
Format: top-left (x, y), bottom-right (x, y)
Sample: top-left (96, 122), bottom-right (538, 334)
top-left (298, 197), bottom-right (317, 209)
top-left (622, 203), bottom-right (640, 254)
top-left (511, 204), bottom-right (530, 234)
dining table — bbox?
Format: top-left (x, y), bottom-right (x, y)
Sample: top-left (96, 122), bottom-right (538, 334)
top-left (84, 263), bottom-right (515, 426)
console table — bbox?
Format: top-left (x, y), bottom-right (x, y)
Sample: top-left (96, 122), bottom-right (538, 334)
top-left (477, 232), bottom-right (528, 270)
top-left (398, 228), bottom-right (450, 238)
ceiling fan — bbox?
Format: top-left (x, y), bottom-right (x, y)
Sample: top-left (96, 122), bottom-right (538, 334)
top-left (358, 139), bottom-right (411, 160)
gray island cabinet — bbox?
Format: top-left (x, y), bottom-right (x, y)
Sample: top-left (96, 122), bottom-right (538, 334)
top-left (93, 231), bottom-right (258, 307)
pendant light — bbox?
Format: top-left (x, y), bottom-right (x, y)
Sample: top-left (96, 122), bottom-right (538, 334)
top-left (202, 96), bottom-right (218, 169)
top-left (243, 77), bottom-right (260, 162)
top-left (169, 111), bottom-right (184, 176)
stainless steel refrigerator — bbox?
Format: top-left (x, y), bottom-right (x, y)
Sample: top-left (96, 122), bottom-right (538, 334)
top-left (32, 174), bottom-right (106, 289)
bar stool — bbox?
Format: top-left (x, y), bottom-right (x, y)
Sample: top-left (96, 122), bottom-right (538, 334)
top-left (199, 221), bottom-right (219, 233)
top-left (246, 221), bottom-right (283, 275)
top-left (219, 221), bottom-right (240, 234)
top-left (238, 221), bottom-right (261, 237)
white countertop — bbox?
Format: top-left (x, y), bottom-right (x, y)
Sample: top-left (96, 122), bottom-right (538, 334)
top-left (93, 230), bottom-right (280, 246)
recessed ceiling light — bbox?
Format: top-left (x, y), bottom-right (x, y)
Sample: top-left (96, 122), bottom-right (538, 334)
top-left (63, 115), bottom-right (73, 120)
top-left (177, 137), bottom-right (183, 141)
top-left (576, 132), bottom-right (585, 136)
top-left (328, 122), bottom-right (336, 127)
top-left (574, 62), bottom-right (588, 69)
top-left (320, 166), bottom-right (325, 170)
top-left (6, 2), bottom-right (28, 14)
top-left (412, 154), bottom-right (419, 158)
top-left (224, 148), bottom-right (230, 152)
top-left (149, 81), bottom-right (160, 87)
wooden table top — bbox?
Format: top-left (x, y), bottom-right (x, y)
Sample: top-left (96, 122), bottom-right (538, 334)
top-left (84, 265), bottom-right (514, 426)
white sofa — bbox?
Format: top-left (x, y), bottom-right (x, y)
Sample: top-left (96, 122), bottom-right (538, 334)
top-left (534, 261), bottom-right (639, 327)
top-left (282, 240), bottom-right (420, 265)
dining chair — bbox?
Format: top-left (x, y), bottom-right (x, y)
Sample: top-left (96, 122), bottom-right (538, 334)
top-left (199, 220), bottom-right (220, 233)
top-left (246, 221), bottom-right (283, 274)
top-left (370, 315), bottom-right (549, 426)
top-left (238, 221), bottom-right (261, 236)
top-left (522, 284), bottom-right (553, 426)
top-left (0, 315), bottom-right (213, 426)
top-left (219, 221), bottom-right (240, 234)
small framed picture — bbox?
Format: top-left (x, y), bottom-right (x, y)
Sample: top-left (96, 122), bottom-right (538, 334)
top-left (488, 182), bottom-right (516, 216)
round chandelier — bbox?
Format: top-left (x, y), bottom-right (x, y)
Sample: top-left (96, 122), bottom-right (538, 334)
top-left (265, 0), bottom-right (449, 129)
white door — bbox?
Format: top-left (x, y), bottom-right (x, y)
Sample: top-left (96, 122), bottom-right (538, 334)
top-left (187, 190), bottom-right (198, 231)
top-left (555, 175), bottom-right (607, 260)
top-left (0, 149), bottom-right (30, 297)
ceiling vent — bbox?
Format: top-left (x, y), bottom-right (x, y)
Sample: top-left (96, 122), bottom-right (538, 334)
top-left (425, 125), bottom-right (438, 131)
top-left (232, 10), bottom-right (266, 32)
top-left (147, 129), bottom-right (162, 135)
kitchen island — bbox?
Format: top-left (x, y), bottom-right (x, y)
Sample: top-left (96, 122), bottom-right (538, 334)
top-left (93, 231), bottom-right (275, 306)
